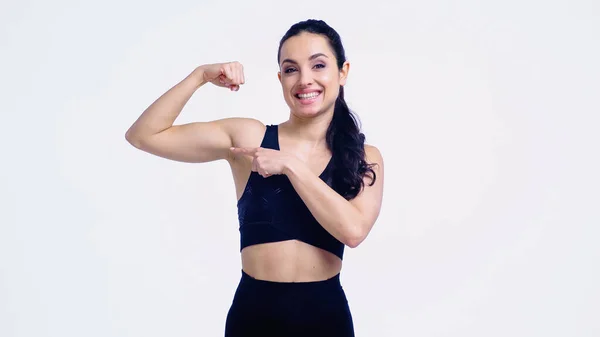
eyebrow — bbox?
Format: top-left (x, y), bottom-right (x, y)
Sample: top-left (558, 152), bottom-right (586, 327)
top-left (281, 53), bottom-right (329, 65)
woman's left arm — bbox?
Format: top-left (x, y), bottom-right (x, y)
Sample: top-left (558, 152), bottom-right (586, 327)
top-left (283, 145), bottom-right (384, 248)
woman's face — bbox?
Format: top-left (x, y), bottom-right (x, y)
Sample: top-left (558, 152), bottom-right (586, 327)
top-left (278, 32), bottom-right (349, 119)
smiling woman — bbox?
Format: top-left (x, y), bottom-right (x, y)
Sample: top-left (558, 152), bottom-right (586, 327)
top-left (125, 19), bottom-right (384, 337)
top-left (280, 52), bottom-right (333, 110)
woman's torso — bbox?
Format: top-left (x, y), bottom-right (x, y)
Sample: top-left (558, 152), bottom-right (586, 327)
top-left (229, 122), bottom-right (343, 282)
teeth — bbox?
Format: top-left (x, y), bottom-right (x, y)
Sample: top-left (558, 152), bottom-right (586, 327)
top-left (297, 92), bottom-right (320, 99)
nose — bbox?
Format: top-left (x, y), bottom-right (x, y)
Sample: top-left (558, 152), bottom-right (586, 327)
top-left (298, 69), bottom-right (313, 86)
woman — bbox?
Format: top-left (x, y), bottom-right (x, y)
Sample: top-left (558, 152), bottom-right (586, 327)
top-left (125, 19), bottom-right (384, 336)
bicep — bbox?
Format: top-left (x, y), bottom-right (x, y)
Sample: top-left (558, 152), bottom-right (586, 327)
top-left (134, 118), bottom-right (262, 163)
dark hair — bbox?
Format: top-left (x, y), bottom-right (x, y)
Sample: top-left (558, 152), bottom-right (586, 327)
top-left (277, 19), bottom-right (376, 200)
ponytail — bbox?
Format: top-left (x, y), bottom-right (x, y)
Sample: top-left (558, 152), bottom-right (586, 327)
top-left (326, 86), bottom-right (376, 200)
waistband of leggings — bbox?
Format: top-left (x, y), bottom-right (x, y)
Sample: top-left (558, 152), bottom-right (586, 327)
top-left (240, 269), bottom-right (341, 290)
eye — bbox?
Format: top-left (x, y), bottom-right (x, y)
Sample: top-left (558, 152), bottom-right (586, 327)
top-left (284, 67), bottom-right (297, 73)
top-left (314, 63), bottom-right (325, 69)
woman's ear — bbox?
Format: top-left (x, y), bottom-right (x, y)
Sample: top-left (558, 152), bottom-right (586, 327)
top-left (339, 61), bottom-right (350, 86)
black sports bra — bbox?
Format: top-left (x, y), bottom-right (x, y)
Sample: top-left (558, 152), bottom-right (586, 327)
top-left (236, 124), bottom-right (345, 260)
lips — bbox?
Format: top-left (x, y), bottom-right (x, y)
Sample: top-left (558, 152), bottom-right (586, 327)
top-left (294, 90), bottom-right (322, 105)
top-left (295, 88), bottom-right (322, 98)
top-left (295, 91), bottom-right (321, 99)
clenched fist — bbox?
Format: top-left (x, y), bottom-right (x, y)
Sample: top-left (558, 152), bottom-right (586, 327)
top-left (199, 61), bottom-right (245, 91)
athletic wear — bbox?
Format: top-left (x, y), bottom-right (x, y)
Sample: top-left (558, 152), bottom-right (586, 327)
top-left (236, 124), bottom-right (345, 260)
top-left (226, 124), bottom-right (353, 336)
top-left (224, 270), bottom-right (354, 337)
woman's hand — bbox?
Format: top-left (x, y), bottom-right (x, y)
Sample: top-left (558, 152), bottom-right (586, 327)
top-left (229, 147), bottom-right (299, 178)
top-left (198, 62), bottom-right (245, 91)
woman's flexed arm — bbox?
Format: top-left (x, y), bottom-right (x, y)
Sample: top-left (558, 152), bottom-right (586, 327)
top-left (125, 62), bottom-right (256, 163)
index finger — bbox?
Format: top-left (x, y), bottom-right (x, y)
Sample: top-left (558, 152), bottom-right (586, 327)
top-left (229, 147), bottom-right (259, 157)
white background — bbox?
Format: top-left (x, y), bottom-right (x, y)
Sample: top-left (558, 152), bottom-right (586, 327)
top-left (2, 0), bottom-right (599, 336)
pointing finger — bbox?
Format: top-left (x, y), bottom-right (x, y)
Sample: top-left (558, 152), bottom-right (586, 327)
top-left (230, 147), bottom-right (258, 157)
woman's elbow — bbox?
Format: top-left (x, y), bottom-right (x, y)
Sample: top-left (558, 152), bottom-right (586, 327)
top-left (344, 224), bottom-right (369, 248)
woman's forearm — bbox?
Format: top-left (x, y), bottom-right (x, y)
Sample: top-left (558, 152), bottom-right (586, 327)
top-left (283, 159), bottom-right (367, 248)
top-left (125, 67), bottom-right (207, 143)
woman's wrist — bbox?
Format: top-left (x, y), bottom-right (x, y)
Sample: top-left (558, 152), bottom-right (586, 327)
top-left (282, 156), bottom-right (302, 177)
top-left (190, 66), bottom-right (208, 89)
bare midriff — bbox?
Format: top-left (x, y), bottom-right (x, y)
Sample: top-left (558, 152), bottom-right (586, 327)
top-left (241, 240), bottom-right (342, 282)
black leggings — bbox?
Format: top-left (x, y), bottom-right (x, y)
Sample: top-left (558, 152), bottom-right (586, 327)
top-left (224, 270), bottom-right (355, 337)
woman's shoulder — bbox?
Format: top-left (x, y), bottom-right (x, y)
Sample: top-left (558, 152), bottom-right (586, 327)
top-left (221, 117), bottom-right (265, 129)
top-left (223, 117), bottom-right (267, 148)
top-left (363, 143), bottom-right (383, 165)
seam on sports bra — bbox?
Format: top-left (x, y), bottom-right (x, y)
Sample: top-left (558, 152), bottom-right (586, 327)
top-left (239, 220), bottom-right (276, 227)
top-left (240, 220), bottom-right (343, 259)
top-left (240, 219), bottom-right (300, 226)
top-left (239, 220), bottom-right (297, 237)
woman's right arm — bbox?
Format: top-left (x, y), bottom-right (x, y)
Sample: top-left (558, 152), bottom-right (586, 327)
top-left (125, 62), bottom-right (260, 163)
